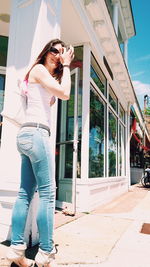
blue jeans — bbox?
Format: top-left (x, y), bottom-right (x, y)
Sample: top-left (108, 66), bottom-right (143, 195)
top-left (11, 127), bottom-right (55, 252)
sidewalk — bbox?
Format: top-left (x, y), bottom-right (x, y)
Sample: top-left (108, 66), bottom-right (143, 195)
top-left (1, 184), bottom-right (150, 267)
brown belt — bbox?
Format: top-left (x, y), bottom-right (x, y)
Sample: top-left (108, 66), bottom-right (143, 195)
top-left (21, 122), bottom-right (51, 136)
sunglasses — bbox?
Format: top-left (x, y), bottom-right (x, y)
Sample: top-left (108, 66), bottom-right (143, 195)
top-left (49, 46), bottom-right (60, 55)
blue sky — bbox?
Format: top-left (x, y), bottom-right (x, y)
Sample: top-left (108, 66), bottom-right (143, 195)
top-left (128, 0), bottom-right (150, 110)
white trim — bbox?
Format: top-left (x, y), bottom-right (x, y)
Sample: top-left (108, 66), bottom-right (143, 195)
top-left (0, 67), bottom-right (6, 75)
top-left (123, 39), bottom-right (128, 65)
top-left (126, 102), bottom-right (131, 186)
top-left (113, 2), bottom-right (119, 36)
top-left (17, 0), bottom-right (36, 8)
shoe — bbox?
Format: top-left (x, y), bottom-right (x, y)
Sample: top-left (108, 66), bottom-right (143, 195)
top-left (6, 243), bottom-right (34, 267)
top-left (35, 246), bottom-right (58, 267)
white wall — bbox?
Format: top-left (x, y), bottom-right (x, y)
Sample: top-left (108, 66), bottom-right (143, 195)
top-left (0, 0), bottom-right (62, 244)
top-left (0, 0), bottom-right (62, 183)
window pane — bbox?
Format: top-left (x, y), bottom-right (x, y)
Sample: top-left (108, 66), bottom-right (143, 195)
top-left (91, 54), bottom-right (107, 96)
top-left (89, 88), bottom-right (105, 177)
top-left (109, 86), bottom-right (117, 112)
top-left (56, 46), bottom-right (83, 180)
top-left (71, 47), bottom-right (83, 177)
top-left (0, 36), bottom-right (8, 67)
top-left (0, 74), bottom-right (5, 144)
top-left (0, 74), bottom-right (5, 113)
top-left (108, 111), bottom-right (117, 176)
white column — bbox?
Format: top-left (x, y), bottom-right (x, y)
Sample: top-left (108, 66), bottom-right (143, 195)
top-left (124, 39), bottom-right (128, 65)
top-left (113, 2), bottom-right (119, 36)
top-left (0, 0), bottom-right (62, 243)
top-left (126, 102), bottom-right (131, 187)
top-left (81, 43), bottom-right (91, 181)
top-left (0, 0), bottom-right (62, 185)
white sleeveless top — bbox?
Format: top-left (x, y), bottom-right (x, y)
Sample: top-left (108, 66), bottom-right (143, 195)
top-left (25, 83), bottom-right (53, 127)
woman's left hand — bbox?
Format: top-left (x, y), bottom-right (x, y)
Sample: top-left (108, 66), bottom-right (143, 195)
top-left (60, 45), bottom-right (74, 66)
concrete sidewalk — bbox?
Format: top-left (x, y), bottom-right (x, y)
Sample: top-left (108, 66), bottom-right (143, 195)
top-left (1, 184), bottom-right (150, 267)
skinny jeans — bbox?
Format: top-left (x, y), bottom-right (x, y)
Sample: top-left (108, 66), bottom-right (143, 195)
top-left (11, 127), bottom-right (55, 252)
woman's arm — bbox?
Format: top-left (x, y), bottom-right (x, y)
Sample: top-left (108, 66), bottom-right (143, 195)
top-left (29, 46), bottom-right (74, 100)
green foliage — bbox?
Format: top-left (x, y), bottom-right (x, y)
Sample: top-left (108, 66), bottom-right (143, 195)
top-left (145, 107), bottom-right (150, 115)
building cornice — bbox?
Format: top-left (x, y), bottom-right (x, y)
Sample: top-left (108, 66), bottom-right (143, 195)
top-left (84, 0), bottom-right (136, 104)
top-left (112, 0), bottom-right (136, 39)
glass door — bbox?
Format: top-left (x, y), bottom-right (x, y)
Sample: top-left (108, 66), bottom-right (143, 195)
top-left (56, 68), bottom-right (79, 213)
top-left (0, 68), bottom-right (6, 145)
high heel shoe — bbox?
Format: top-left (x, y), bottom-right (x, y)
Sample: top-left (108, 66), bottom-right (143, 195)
top-left (35, 246), bottom-right (57, 267)
top-left (6, 243), bottom-right (34, 267)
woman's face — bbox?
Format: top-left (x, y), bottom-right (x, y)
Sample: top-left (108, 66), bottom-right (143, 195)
top-left (45, 43), bottom-right (64, 69)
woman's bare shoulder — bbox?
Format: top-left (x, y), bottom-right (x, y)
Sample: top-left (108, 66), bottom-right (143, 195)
top-left (32, 64), bottom-right (46, 73)
top-left (29, 64), bottom-right (49, 82)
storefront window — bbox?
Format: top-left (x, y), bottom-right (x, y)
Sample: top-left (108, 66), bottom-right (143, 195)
top-left (108, 111), bottom-right (117, 176)
top-left (0, 74), bottom-right (5, 113)
top-left (109, 86), bottom-right (117, 112)
top-left (89, 88), bottom-right (105, 177)
top-left (65, 71), bottom-right (82, 178)
top-left (0, 36), bottom-right (8, 67)
top-left (90, 54), bottom-right (107, 96)
top-left (0, 74), bottom-right (5, 144)
top-left (56, 46), bottom-right (83, 183)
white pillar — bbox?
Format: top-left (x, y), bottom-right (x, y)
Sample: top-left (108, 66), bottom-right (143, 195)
top-left (126, 102), bottom-right (131, 188)
top-left (0, 0), bottom-right (62, 244)
top-left (81, 43), bottom-right (91, 181)
top-left (113, 2), bottom-right (119, 36)
top-left (124, 39), bottom-right (128, 65)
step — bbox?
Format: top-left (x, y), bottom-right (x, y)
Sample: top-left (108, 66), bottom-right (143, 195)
top-left (0, 224), bottom-right (11, 241)
top-left (0, 186), bottom-right (18, 207)
top-left (0, 203), bottom-right (12, 225)
top-left (0, 196), bottom-right (16, 206)
top-left (0, 181), bottom-right (19, 192)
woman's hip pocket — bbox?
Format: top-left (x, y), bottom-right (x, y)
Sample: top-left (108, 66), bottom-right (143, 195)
top-left (17, 128), bottom-right (34, 153)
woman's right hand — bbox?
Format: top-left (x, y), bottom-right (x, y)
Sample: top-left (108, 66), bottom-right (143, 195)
top-left (60, 45), bottom-right (74, 66)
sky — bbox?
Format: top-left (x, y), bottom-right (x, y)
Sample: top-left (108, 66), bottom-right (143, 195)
top-left (128, 0), bottom-right (150, 110)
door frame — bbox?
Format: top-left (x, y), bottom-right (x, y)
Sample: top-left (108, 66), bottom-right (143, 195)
top-left (56, 68), bottom-right (79, 213)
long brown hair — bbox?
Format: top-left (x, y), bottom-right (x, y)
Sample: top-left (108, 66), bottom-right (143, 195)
top-left (24, 39), bottom-right (66, 83)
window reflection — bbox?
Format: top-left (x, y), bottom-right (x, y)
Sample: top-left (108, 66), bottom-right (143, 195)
top-left (0, 36), bottom-right (8, 67)
top-left (109, 86), bottom-right (117, 112)
top-left (0, 74), bottom-right (5, 113)
top-left (0, 74), bottom-right (5, 144)
top-left (56, 46), bottom-right (83, 183)
top-left (108, 111), bottom-right (117, 176)
top-left (89, 88), bottom-right (105, 177)
top-left (65, 73), bottom-right (82, 178)
top-left (91, 54), bottom-right (107, 96)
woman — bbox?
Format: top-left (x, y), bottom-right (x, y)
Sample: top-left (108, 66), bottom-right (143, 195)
top-left (6, 39), bottom-right (74, 267)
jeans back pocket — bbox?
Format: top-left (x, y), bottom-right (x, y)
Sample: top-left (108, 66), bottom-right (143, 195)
top-left (17, 129), bottom-right (34, 153)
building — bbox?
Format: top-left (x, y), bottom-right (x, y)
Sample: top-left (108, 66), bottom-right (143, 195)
top-left (130, 98), bottom-right (150, 184)
top-left (0, 0), bottom-right (137, 243)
